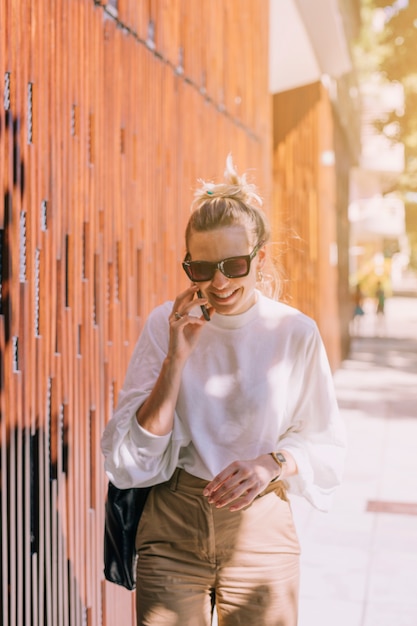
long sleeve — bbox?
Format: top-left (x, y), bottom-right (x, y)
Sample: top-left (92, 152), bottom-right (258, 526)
top-left (101, 302), bottom-right (191, 488)
top-left (276, 324), bottom-right (346, 511)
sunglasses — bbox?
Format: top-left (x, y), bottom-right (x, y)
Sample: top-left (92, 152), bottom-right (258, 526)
top-left (182, 241), bottom-right (264, 282)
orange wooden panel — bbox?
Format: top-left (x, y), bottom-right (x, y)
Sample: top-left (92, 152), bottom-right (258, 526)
top-left (272, 82), bottom-right (344, 369)
top-left (1, 1), bottom-right (271, 624)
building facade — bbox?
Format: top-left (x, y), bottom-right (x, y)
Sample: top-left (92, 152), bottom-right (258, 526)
top-left (0, 2), bottom-right (271, 624)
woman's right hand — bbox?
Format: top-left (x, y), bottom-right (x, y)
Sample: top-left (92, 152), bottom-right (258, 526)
top-left (168, 284), bottom-right (214, 362)
top-left (136, 285), bottom-right (213, 435)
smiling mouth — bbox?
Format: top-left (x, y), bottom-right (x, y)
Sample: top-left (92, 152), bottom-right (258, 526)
top-left (211, 288), bottom-right (240, 301)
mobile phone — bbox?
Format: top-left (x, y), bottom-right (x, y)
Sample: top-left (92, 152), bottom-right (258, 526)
top-left (197, 290), bottom-right (210, 321)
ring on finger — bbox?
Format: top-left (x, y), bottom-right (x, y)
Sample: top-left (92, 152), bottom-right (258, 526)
top-left (174, 311), bottom-right (183, 320)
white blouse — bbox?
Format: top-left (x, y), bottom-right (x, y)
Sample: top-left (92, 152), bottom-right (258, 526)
top-left (101, 292), bottom-right (346, 511)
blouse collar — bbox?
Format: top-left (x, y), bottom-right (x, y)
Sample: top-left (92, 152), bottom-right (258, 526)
top-left (210, 291), bottom-right (261, 330)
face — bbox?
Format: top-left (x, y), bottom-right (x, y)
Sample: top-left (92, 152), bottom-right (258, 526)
top-left (187, 225), bottom-right (265, 316)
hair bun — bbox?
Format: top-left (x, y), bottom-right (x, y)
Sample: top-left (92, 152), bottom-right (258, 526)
top-left (193, 154), bottom-right (262, 209)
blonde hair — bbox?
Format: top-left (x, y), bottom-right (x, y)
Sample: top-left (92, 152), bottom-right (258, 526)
top-left (185, 154), bottom-right (271, 249)
top-left (185, 155), bottom-right (281, 299)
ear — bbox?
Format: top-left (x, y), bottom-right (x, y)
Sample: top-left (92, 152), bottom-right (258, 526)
top-left (256, 246), bottom-right (266, 270)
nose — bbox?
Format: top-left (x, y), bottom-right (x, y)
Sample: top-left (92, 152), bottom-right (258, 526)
top-left (210, 268), bottom-right (230, 288)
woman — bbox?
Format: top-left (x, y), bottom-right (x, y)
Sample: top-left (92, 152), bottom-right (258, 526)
top-left (101, 157), bottom-right (346, 626)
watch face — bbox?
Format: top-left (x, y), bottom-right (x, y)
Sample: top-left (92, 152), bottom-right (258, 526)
top-left (276, 452), bottom-right (286, 464)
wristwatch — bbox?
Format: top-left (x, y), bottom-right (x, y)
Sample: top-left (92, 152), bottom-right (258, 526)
top-left (270, 451), bottom-right (287, 482)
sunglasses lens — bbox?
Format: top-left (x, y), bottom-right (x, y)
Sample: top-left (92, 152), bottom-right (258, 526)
top-left (223, 257), bottom-right (249, 277)
top-left (187, 262), bottom-right (215, 282)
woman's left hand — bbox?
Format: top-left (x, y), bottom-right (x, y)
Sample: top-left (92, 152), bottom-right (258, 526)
top-left (203, 455), bottom-right (280, 512)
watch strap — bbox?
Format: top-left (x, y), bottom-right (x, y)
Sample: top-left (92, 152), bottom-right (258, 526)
top-left (270, 451), bottom-right (286, 482)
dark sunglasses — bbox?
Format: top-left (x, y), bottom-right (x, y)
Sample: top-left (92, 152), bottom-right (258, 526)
top-left (182, 241), bottom-right (264, 282)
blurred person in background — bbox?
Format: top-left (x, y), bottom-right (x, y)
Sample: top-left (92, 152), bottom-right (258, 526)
top-left (375, 280), bottom-right (386, 336)
top-left (351, 282), bottom-right (365, 336)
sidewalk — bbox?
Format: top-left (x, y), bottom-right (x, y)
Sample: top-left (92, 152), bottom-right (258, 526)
top-left (292, 296), bottom-right (417, 626)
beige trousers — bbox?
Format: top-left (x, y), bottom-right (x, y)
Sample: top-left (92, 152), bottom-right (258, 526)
top-left (135, 469), bottom-right (300, 626)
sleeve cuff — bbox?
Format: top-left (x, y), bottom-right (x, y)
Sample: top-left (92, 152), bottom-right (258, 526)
top-left (129, 416), bottom-right (172, 454)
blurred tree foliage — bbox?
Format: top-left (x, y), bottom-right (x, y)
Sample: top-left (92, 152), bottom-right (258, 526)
top-left (357, 0), bottom-right (417, 268)
top-left (357, 0), bottom-right (417, 190)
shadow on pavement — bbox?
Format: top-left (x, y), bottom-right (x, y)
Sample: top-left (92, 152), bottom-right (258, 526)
top-left (350, 336), bottom-right (417, 374)
top-left (336, 332), bottom-right (417, 419)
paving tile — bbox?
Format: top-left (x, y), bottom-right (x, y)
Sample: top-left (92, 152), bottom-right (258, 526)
top-left (298, 597), bottom-right (363, 626)
top-left (299, 553), bottom-right (368, 603)
top-left (373, 514), bottom-right (417, 552)
top-left (367, 550), bottom-right (417, 604)
top-left (363, 602), bottom-right (417, 626)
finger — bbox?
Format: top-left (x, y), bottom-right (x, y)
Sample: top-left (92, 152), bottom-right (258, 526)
top-left (203, 466), bottom-right (239, 497)
top-left (205, 471), bottom-right (250, 505)
top-left (228, 490), bottom-right (258, 512)
top-left (208, 482), bottom-right (249, 507)
top-left (182, 296), bottom-right (211, 319)
top-left (170, 286), bottom-right (199, 315)
top-left (169, 310), bottom-right (185, 324)
top-left (212, 483), bottom-right (261, 511)
top-left (176, 284), bottom-right (199, 306)
top-left (170, 314), bottom-right (205, 330)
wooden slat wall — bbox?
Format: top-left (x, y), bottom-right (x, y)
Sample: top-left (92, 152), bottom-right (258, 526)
top-left (272, 82), bottom-right (342, 370)
top-left (0, 1), bottom-right (271, 625)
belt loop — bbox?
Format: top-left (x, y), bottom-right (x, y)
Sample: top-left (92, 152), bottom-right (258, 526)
top-left (168, 467), bottom-right (181, 492)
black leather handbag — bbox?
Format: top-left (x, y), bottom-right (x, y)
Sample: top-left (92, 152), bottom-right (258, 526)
top-left (104, 482), bottom-right (151, 590)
